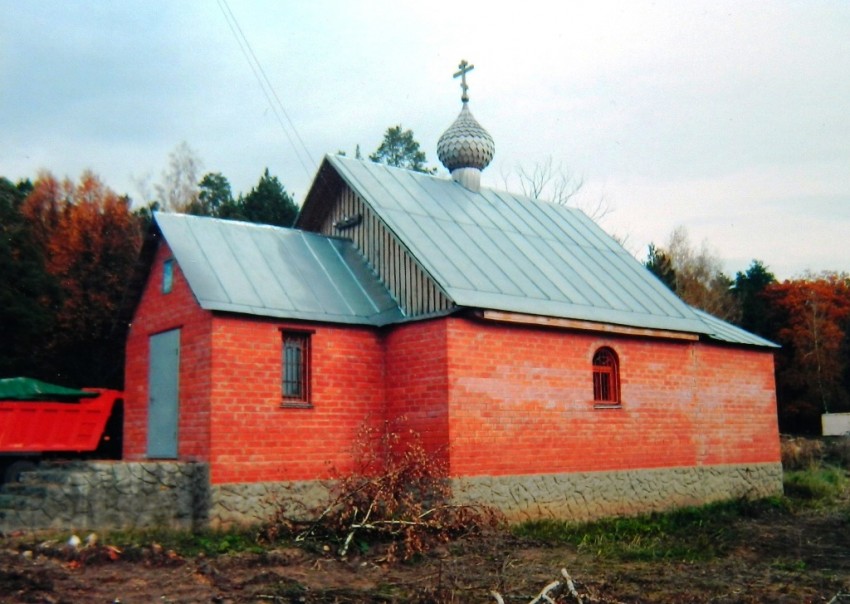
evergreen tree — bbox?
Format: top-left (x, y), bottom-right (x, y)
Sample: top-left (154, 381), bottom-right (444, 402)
top-left (645, 243), bottom-right (676, 291)
top-left (732, 260), bottom-right (776, 337)
top-left (0, 177), bottom-right (59, 378)
top-left (185, 172), bottom-right (233, 216)
top-left (370, 125), bottom-right (435, 174)
top-left (218, 169), bottom-right (298, 227)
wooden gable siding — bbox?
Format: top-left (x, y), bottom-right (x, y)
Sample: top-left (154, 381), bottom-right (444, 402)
top-left (316, 186), bottom-right (454, 318)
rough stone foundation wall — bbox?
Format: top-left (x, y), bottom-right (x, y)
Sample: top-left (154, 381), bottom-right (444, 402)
top-left (0, 462), bottom-right (209, 534)
top-left (208, 463), bottom-right (783, 528)
top-left (453, 463), bottom-right (784, 522)
top-left (209, 480), bottom-right (333, 529)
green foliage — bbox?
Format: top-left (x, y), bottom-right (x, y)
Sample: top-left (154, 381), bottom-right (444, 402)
top-left (218, 168), bottom-right (298, 227)
top-left (369, 125), bottom-right (436, 174)
top-left (733, 259), bottom-right (776, 337)
top-left (514, 498), bottom-right (788, 562)
top-left (103, 528), bottom-right (261, 557)
top-left (185, 172), bottom-right (233, 217)
top-left (645, 242), bottom-right (676, 291)
top-left (783, 465), bottom-right (848, 503)
top-left (0, 177), bottom-right (60, 377)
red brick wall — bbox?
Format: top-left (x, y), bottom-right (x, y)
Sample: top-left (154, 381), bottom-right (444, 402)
top-left (693, 345), bottom-right (781, 465)
top-left (384, 319), bottom-right (450, 462)
top-left (124, 242), bottom-right (212, 461)
top-left (126, 248), bottom-right (779, 486)
top-left (208, 316), bottom-right (386, 485)
top-left (445, 317), bottom-right (780, 477)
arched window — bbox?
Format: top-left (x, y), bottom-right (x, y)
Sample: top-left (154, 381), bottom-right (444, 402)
top-left (592, 347), bottom-right (620, 404)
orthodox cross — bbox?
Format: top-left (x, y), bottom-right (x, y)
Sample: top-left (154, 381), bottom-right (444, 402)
top-left (453, 60), bottom-right (474, 102)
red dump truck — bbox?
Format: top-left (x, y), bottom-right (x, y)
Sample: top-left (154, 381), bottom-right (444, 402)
top-left (0, 378), bottom-right (123, 483)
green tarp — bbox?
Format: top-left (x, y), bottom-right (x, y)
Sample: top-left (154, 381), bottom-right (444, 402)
top-left (0, 377), bottom-right (98, 402)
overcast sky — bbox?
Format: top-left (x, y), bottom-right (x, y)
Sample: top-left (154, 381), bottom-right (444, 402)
top-left (2, 1), bottom-right (849, 279)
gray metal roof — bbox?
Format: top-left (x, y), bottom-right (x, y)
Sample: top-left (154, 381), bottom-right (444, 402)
top-left (691, 308), bottom-right (778, 348)
top-left (320, 155), bottom-right (775, 347)
top-left (154, 212), bottom-right (403, 326)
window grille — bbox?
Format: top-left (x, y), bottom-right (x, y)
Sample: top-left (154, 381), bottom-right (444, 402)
top-left (282, 332), bottom-right (310, 402)
top-left (592, 347), bottom-right (620, 404)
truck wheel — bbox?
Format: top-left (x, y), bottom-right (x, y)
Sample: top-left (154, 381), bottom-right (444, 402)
top-left (3, 460), bottom-right (38, 483)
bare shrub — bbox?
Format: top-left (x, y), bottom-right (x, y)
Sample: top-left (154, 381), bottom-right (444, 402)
top-left (781, 436), bottom-right (825, 470)
top-left (260, 418), bottom-right (503, 562)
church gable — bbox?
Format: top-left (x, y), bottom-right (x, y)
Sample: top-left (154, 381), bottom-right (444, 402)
top-left (298, 158), bottom-right (455, 319)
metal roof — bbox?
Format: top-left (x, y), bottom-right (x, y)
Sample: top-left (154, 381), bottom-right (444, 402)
top-left (691, 308), bottom-right (778, 348)
top-left (154, 212), bottom-right (403, 326)
top-left (319, 155), bottom-right (775, 347)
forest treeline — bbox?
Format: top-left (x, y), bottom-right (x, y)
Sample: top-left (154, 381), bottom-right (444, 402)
top-left (0, 160), bottom-right (297, 390)
top-left (1, 159), bottom-right (848, 434)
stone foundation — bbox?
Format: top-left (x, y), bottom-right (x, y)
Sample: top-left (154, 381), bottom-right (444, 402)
top-left (209, 479), bottom-right (333, 529)
top-left (1, 462), bottom-right (784, 533)
top-left (208, 462), bottom-right (784, 527)
top-left (0, 461), bottom-right (209, 534)
top-left (453, 463), bottom-right (784, 522)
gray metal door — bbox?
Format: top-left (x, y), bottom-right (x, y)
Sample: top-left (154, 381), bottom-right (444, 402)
top-left (147, 329), bottom-right (180, 458)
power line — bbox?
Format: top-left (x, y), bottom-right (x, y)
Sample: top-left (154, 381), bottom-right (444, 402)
top-left (216, 0), bottom-right (316, 179)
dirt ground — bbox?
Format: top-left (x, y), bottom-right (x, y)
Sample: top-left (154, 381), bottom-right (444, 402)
top-left (1, 502), bottom-right (849, 604)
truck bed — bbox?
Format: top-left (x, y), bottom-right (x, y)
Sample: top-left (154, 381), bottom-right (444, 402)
top-left (0, 390), bottom-right (121, 454)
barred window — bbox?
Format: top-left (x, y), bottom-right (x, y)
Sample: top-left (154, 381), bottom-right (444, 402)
top-left (282, 332), bottom-right (310, 404)
top-left (592, 347), bottom-right (620, 404)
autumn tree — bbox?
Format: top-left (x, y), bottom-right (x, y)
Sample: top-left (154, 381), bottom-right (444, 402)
top-left (370, 126), bottom-right (435, 174)
top-left (646, 226), bottom-right (739, 321)
top-left (765, 274), bottom-right (850, 432)
top-left (21, 171), bottom-right (142, 387)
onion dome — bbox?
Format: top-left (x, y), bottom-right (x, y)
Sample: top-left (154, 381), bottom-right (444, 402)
top-left (437, 103), bottom-right (495, 172)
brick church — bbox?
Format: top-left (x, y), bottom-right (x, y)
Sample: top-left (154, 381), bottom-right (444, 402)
top-left (123, 63), bottom-right (782, 526)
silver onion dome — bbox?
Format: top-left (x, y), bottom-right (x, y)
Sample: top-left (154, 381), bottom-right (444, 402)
top-left (437, 103), bottom-right (495, 172)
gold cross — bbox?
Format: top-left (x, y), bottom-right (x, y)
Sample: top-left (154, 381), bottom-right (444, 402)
top-left (453, 60), bottom-right (474, 102)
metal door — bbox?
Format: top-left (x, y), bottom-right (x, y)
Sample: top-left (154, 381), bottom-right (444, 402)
top-left (147, 329), bottom-right (180, 458)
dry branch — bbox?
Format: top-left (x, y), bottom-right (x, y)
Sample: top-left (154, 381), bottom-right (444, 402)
top-left (492, 568), bottom-right (583, 604)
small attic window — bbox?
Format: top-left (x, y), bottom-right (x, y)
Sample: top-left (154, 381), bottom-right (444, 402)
top-left (162, 259), bottom-right (174, 294)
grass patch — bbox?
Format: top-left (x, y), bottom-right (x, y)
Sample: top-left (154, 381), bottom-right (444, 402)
top-left (102, 528), bottom-right (264, 557)
top-left (513, 498), bottom-right (787, 562)
top-left (783, 464), bottom-right (848, 504)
